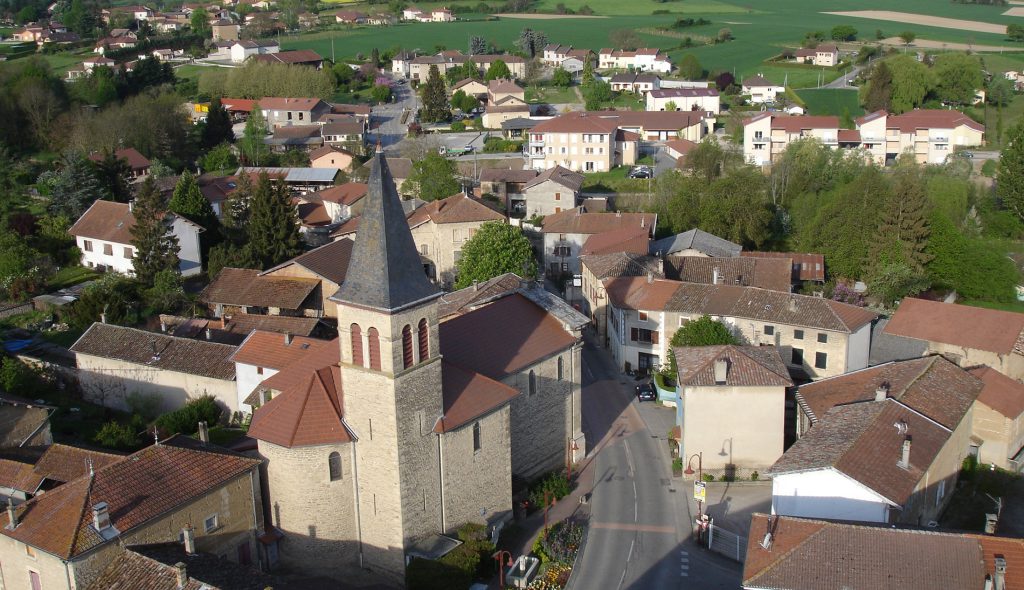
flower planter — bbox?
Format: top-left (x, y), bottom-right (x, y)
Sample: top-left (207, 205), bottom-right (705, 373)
top-left (507, 555), bottom-right (540, 588)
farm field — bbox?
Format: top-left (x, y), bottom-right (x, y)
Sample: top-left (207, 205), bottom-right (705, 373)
top-left (796, 88), bottom-right (863, 118)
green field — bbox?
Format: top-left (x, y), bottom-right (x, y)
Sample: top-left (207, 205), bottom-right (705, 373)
top-left (796, 88), bottom-right (863, 118)
top-left (525, 84), bottom-right (578, 104)
top-left (533, 0), bottom-right (752, 16)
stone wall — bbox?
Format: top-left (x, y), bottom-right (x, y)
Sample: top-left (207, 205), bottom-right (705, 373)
top-left (0, 404), bottom-right (51, 448)
top-left (440, 405), bottom-right (512, 532)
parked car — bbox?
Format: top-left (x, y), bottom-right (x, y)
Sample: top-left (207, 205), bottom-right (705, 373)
top-left (636, 382), bottom-right (656, 402)
top-left (628, 166), bottom-right (652, 179)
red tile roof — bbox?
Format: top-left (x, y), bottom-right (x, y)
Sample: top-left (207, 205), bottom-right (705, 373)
top-left (88, 147), bottom-right (150, 171)
top-left (435, 361), bottom-right (520, 433)
top-left (248, 365), bottom-right (350, 448)
top-left (542, 208), bottom-right (656, 236)
top-left (673, 345), bottom-right (793, 387)
top-left (969, 366), bottom-right (1024, 419)
top-left (0, 443), bottom-right (259, 559)
top-left (888, 109), bottom-right (985, 133)
top-left (201, 267), bottom-right (320, 309)
top-left (221, 98), bottom-right (257, 113)
top-left (265, 237), bottom-right (354, 285)
top-left (33, 444), bottom-right (124, 484)
top-left (741, 251), bottom-right (825, 282)
top-left (666, 255), bottom-right (792, 292)
top-left (884, 298), bottom-right (1024, 355)
top-left (769, 115), bottom-right (840, 132)
top-left (70, 324), bottom-right (238, 380)
top-left (440, 293), bottom-right (576, 379)
top-left (523, 165), bottom-right (584, 192)
top-left (531, 110), bottom-right (705, 134)
top-left (406, 193), bottom-right (505, 227)
top-left (231, 330), bottom-right (334, 370)
top-left (0, 458), bottom-right (44, 494)
top-left (603, 276), bottom-right (679, 312)
top-left (256, 97), bottom-right (326, 111)
top-left (580, 227), bottom-right (650, 256)
top-left (308, 144), bottom-right (355, 163)
top-left (68, 200), bottom-right (136, 244)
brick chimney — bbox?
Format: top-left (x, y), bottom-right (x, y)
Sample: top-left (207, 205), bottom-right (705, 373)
top-left (875, 381), bottom-right (890, 402)
top-left (899, 437), bottom-right (912, 469)
top-left (175, 562), bottom-right (187, 589)
top-left (714, 359), bottom-right (728, 385)
top-left (6, 504), bottom-right (17, 530)
top-left (183, 526), bottom-right (196, 554)
top-left (92, 502), bottom-right (111, 531)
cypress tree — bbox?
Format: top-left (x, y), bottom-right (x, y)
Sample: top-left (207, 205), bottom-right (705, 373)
top-left (999, 120), bottom-right (1024, 222)
top-left (420, 65), bottom-right (450, 123)
top-left (247, 173), bottom-right (303, 268)
top-left (863, 61), bottom-right (892, 113)
top-left (130, 177), bottom-right (180, 286)
top-left (868, 163), bottom-right (932, 273)
top-left (201, 97), bottom-right (234, 150)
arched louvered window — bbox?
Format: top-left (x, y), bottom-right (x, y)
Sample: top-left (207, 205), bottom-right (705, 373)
top-left (402, 325), bottom-right (414, 369)
top-left (367, 328), bottom-right (381, 371)
top-left (350, 324), bottom-right (363, 367)
top-left (418, 318), bottom-right (429, 362)
top-left (529, 370), bottom-right (537, 395)
top-left (557, 357), bottom-right (564, 381)
top-left (473, 422), bottom-right (481, 452)
top-left (328, 452), bottom-right (342, 481)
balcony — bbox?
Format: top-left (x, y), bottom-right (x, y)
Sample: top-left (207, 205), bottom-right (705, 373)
top-left (929, 136), bottom-right (950, 143)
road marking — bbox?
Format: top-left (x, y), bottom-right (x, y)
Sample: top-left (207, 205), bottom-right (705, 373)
top-left (617, 569), bottom-right (627, 590)
top-left (627, 539), bottom-right (634, 562)
top-left (681, 550), bottom-right (689, 577)
top-left (591, 522), bottom-right (675, 534)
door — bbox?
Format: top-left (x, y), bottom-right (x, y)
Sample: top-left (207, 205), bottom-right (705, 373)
top-left (29, 571), bottom-right (41, 590)
top-left (237, 540), bottom-right (252, 566)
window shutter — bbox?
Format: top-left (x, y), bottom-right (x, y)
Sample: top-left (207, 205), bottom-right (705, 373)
top-left (651, 331), bottom-right (659, 345)
top-left (631, 327), bottom-right (638, 341)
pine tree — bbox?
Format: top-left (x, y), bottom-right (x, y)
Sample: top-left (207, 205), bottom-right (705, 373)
top-left (47, 152), bottom-right (104, 218)
top-left (170, 171), bottom-right (219, 230)
top-left (221, 172), bottom-right (253, 246)
top-left (201, 97), bottom-right (234, 150)
top-left (863, 61), bottom-right (893, 113)
top-left (130, 177), bottom-right (180, 286)
top-left (420, 65), bottom-right (451, 123)
top-left (247, 173), bottom-right (303, 269)
top-left (868, 163), bottom-right (932, 273)
top-left (469, 35), bottom-right (487, 55)
top-left (92, 150), bottom-right (133, 203)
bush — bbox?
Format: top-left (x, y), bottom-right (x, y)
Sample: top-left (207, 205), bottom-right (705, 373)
top-left (751, 471), bottom-right (760, 481)
top-left (528, 471), bottom-right (571, 509)
top-left (450, 120), bottom-right (466, 132)
top-left (539, 518), bottom-right (585, 564)
top-left (982, 159), bottom-right (997, 177)
top-left (93, 415), bottom-right (145, 450)
top-left (483, 138), bottom-right (523, 153)
top-left (532, 532), bottom-right (550, 562)
top-left (153, 395), bottom-right (223, 435)
top-left (406, 557), bottom-right (472, 590)
top-left (702, 473), bottom-right (715, 482)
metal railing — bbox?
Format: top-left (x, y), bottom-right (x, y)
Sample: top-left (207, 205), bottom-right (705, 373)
top-left (706, 519), bottom-right (747, 563)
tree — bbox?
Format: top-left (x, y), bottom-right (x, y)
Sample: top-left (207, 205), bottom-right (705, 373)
top-left (371, 47), bottom-right (381, 67)
top-left (247, 173), bottom-right (303, 268)
top-left (403, 152), bottom-right (460, 202)
top-left (670, 314), bottom-right (738, 346)
top-left (609, 29), bottom-right (642, 51)
top-left (201, 97), bottom-right (234, 150)
top-left (933, 53), bottom-right (983, 106)
top-left (926, 212), bottom-right (1018, 302)
top-left (664, 100), bottom-right (678, 112)
top-left (68, 274), bottom-right (142, 331)
top-left (714, 71), bottom-right (735, 91)
top-left (1009, 23), bottom-right (1024, 42)
top-left (190, 7), bottom-right (211, 38)
top-left (515, 28), bottom-right (547, 58)
top-left (988, 76), bottom-right (1014, 106)
top-left (420, 65), bottom-right (451, 123)
top-left (371, 84), bottom-right (392, 103)
top-left (45, 152), bottom-right (104, 218)
top-left (469, 35), bottom-right (488, 55)
top-left (454, 221), bottom-right (536, 289)
top-left (239, 103), bottom-right (270, 166)
top-left (130, 177), bottom-right (180, 287)
top-left (898, 30), bottom-right (916, 46)
top-left (868, 164), bottom-right (932, 277)
top-left (678, 54), bottom-right (703, 81)
top-left (451, 90), bottom-right (479, 113)
top-left (867, 261), bottom-right (929, 307)
top-left (862, 60), bottom-right (893, 112)
top-left (170, 171), bottom-right (219, 232)
top-left (485, 59), bottom-right (511, 81)
top-left (523, 58), bottom-right (544, 88)
top-left (884, 55), bottom-right (933, 113)
top-left (0, 232), bottom-right (48, 300)
top-left (92, 151), bottom-right (133, 203)
top-left (831, 25), bottom-right (857, 41)
top-left (200, 143), bottom-right (239, 173)
top-left (582, 80), bottom-right (612, 110)
top-left (998, 120), bottom-right (1024, 222)
top-left (717, 28), bottom-right (733, 42)
top-left (685, 135), bottom-right (739, 182)
top-left (581, 59), bottom-right (595, 87)
top-left (552, 66), bottom-right (572, 88)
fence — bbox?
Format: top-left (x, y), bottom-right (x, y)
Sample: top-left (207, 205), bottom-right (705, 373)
top-left (706, 519), bottom-right (747, 562)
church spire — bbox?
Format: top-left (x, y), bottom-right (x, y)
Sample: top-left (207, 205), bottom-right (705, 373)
top-left (331, 150), bottom-right (440, 312)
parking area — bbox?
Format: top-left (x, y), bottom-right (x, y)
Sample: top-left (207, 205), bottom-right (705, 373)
top-left (435, 131), bottom-right (489, 154)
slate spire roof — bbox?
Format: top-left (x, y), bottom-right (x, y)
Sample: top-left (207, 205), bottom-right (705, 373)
top-left (330, 149), bottom-right (440, 312)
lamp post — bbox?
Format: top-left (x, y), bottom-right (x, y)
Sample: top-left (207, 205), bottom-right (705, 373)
top-left (493, 550), bottom-right (513, 588)
top-left (683, 452), bottom-right (703, 517)
top-left (543, 490), bottom-right (557, 533)
top-left (566, 438), bottom-right (579, 483)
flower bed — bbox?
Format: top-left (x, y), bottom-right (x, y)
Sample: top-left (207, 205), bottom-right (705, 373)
top-left (526, 518), bottom-right (586, 590)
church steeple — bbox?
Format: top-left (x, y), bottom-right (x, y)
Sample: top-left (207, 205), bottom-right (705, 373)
top-left (331, 148), bottom-right (440, 313)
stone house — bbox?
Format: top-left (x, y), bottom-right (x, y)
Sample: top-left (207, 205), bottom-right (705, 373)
top-left (261, 237), bottom-right (356, 317)
top-left (86, 542), bottom-right (285, 589)
top-left (514, 165), bottom-right (584, 219)
top-left (603, 276), bottom-right (876, 377)
top-left (651, 228), bottom-right (742, 258)
top-left (202, 267), bottom-right (324, 318)
top-left (0, 440), bottom-right (262, 590)
top-left (674, 345), bottom-right (793, 477)
top-left (210, 18), bottom-right (239, 41)
top-left (884, 298), bottom-right (1024, 381)
top-left (70, 323), bottom-right (239, 415)
top-left (541, 208), bottom-right (657, 277)
top-left (258, 97), bottom-right (330, 128)
top-left (480, 168), bottom-right (538, 214)
top-left (244, 151), bottom-right (586, 586)
top-left (772, 356), bottom-right (980, 525)
top-left (407, 192), bottom-right (506, 288)
top-left (580, 252), bottom-right (664, 345)
top-left (0, 394), bottom-right (53, 449)
top-left (69, 200), bottom-right (203, 277)
top-left (968, 366), bottom-right (1024, 471)
top-left (231, 330), bottom-right (336, 413)
top-left (741, 251), bottom-right (826, 284)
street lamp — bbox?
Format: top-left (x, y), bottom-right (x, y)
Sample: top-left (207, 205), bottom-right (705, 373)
top-left (493, 550), bottom-right (514, 588)
top-left (684, 452), bottom-right (703, 518)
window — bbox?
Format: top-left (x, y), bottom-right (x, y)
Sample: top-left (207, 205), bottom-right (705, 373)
top-left (528, 370), bottom-right (536, 395)
top-left (367, 327), bottom-right (381, 371)
top-left (203, 514), bottom-right (219, 533)
top-left (639, 311), bottom-right (648, 321)
top-left (298, 112), bottom-right (304, 121)
top-left (794, 329), bottom-right (804, 340)
top-left (936, 479), bottom-right (946, 506)
top-left (256, 366), bottom-right (264, 375)
top-left (83, 240), bottom-right (93, 252)
top-left (103, 243), bottom-right (113, 255)
top-left (402, 325), bottom-right (413, 369)
top-left (814, 352), bottom-right (827, 370)
top-left (287, 111), bottom-right (292, 120)
top-left (25, 545), bottom-right (36, 558)
top-left (328, 452), bottom-right (342, 481)
top-left (472, 422), bottom-right (481, 452)
top-left (630, 328), bottom-right (658, 344)
top-left (764, 325), bottom-right (774, 336)
top-left (557, 356), bottom-right (564, 381)
top-left (554, 246), bottom-right (571, 257)
top-left (817, 333), bottom-right (828, 344)
top-left (350, 324), bottom-right (363, 366)
top-left (123, 247), bottom-right (133, 258)
top-left (418, 319), bottom-right (429, 362)
top-left (29, 570), bottom-right (41, 590)
top-left (420, 244), bottom-right (428, 255)
top-left (560, 263), bottom-right (569, 272)
top-left (555, 192), bottom-right (561, 201)
top-left (791, 348), bottom-right (803, 365)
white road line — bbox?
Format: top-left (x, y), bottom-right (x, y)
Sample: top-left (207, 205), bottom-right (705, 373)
top-left (617, 569), bottom-right (627, 590)
top-left (627, 539), bottom-right (635, 562)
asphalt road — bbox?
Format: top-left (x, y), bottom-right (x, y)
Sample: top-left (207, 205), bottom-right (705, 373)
top-left (571, 338), bottom-right (742, 590)
top-left (371, 79), bottom-right (417, 150)
top-left (823, 64), bottom-right (863, 89)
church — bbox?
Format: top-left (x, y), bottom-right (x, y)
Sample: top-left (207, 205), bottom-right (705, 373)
top-left (246, 149), bottom-right (587, 586)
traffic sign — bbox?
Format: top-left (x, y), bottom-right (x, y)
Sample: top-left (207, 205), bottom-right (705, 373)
top-left (693, 481), bottom-right (706, 502)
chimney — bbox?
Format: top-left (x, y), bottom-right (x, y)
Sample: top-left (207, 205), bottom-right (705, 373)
top-left (712, 267), bottom-right (720, 285)
top-left (100, 312), bottom-right (107, 324)
top-left (204, 327), bottom-right (212, 341)
top-left (995, 557), bottom-right (1007, 590)
top-left (183, 526), bottom-right (196, 554)
top-left (899, 437), bottom-right (912, 469)
top-left (175, 562), bottom-right (187, 589)
top-left (875, 382), bottom-right (890, 402)
top-left (714, 359), bottom-right (728, 384)
top-left (787, 297), bottom-right (798, 313)
top-left (473, 280), bottom-right (479, 292)
top-left (6, 504), bottom-right (17, 530)
top-left (647, 272), bottom-right (653, 284)
top-left (160, 319), bottom-right (167, 332)
top-left (128, 200), bottom-right (135, 213)
top-left (284, 332), bottom-right (293, 346)
top-left (641, 216), bottom-right (645, 228)
top-left (198, 421), bottom-right (209, 443)
top-left (92, 502), bottom-right (111, 531)
top-left (218, 317), bottom-right (225, 329)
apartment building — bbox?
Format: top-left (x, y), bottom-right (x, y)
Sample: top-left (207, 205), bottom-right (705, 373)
top-left (743, 114), bottom-right (859, 166)
top-left (598, 47), bottom-right (672, 73)
top-left (646, 87), bottom-right (720, 114)
top-left (855, 109), bottom-right (985, 165)
top-left (542, 208), bottom-right (656, 277)
top-left (603, 276), bottom-right (876, 377)
top-left (405, 51), bottom-right (527, 80)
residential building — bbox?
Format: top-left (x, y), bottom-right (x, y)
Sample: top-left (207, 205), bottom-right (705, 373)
top-left (231, 330), bottom-right (336, 413)
top-left (743, 113), bottom-right (844, 166)
top-left (664, 138), bottom-right (697, 167)
top-left (480, 167), bottom-right (538, 213)
top-left (407, 192), bottom-right (506, 287)
top-left (452, 77), bottom-right (488, 99)
top-left (775, 355), bottom-right (980, 524)
top-left (646, 88), bottom-right (720, 114)
top-left (93, 35), bottom-right (136, 54)
top-left (258, 97), bottom-right (331, 128)
top-left (674, 345), bottom-right (793, 476)
top-left (405, 51), bottom-right (527, 81)
top-left (580, 252), bottom-right (664, 345)
top-left (610, 73), bottom-right (660, 93)
top-left (69, 200), bottom-right (203, 277)
top-left (261, 237), bottom-right (356, 317)
top-left (101, 4), bottom-right (154, 22)
top-left (236, 167), bottom-right (340, 193)
top-left (741, 75), bottom-right (785, 104)
top-left (87, 147), bottom-right (151, 180)
top-left (884, 298), bottom-right (1024, 381)
top-left (0, 439), bottom-right (262, 590)
top-left (309, 144), bottom-right (355, 171)
top-left (742, 513), bottom-right (1024, 590)
top-left (967, 366), bottom-right (1024, 471)
top-left (603, 277), bottom-right (876, 377)
top-left (267, 124), bottom-right (323, 151)
top-left (541, 44), bottom-right (593, 72)
top-left (664, 255), bottom-right (793, 292)
top-left (70, 323), bottom-right (239, 415)
top-left (252, 49), bottom-right (323, 68)
top-left (598, 47), bottom-right (672, 73)
top-left (0, 394), bottom-right (53, 448)
top-left (793, 43), bottom-right (839, 66)
top-left (741, 251), bottom-right (826, 283)
top-left (202, 267), bottom-right (325, 318)
top-left (244, 149), bottom-right (586, 585)
top-left (210, 18), bottom-right (239, 41)
top-left (650, 228), bottom-right (741, 258)
top-left (517, 165), bottom-right (585, 218)
top-left (321, 117), bottom-right (366, 145)
top-left (228, 39), bottom-right (279, 63)
top-left (157, 313), bottom-right (323, 345)
top-left (334, 9), bottom-right (366, 24)
top-left (855, 109), bottom-right (985, 165)
top-left (483, 79), bottom-right (530, 129)
top-left (303, 181), bottom-right (367, 223)
top-left (542, 208), bottom-right (656, 277)
top-left (86, 542), bottom-right (286, 590)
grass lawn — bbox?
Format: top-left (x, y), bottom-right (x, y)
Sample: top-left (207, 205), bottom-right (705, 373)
top-left (37, 51), bottom-right (90, 74)
top-left (173, 64), bottom-right (212, 82)
top-left (525, 84), bottom-right (579, 104)
top-left (605, 92), bottom-right (646, 111)
top-left (533, 0), bottom-right (752, 16)
top-left (980, 95), bottom-right (1024, 149)
top-left (961, 298), bottom-right (1024, 314)
top-left (581, 166), bottom-right (650, 193)
top-left (797, 88), bottom-right (863, 118)
top-left (48, 266), bottom-right (98, 290)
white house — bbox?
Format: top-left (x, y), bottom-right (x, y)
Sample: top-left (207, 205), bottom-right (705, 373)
top-left (68, 200), bottom-right (204, 277)
top-left (646, 88), bottom-right (720, 114)
top-left (230, 39), bottom-right (279, 63)
top-left (231, 330), bottom-right (336, 413)
top-left (598, 48), bottom-right (672, 73)
top-left (741, 75), bottom-right (785, 104)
